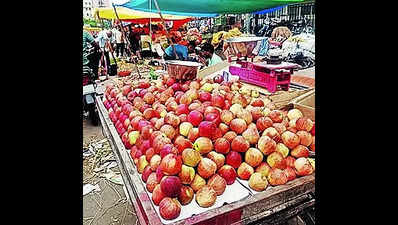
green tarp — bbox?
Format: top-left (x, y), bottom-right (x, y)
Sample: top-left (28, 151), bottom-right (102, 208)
top-left (119, 0), bottom-right (306, 17)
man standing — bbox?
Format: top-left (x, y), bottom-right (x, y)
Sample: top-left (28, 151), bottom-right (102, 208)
top-left (197, 43), bottom-right (223, 67)
top-left (114, 27), bottom-right (125, 58)
top-left (83, 30), bottom-right (100, 76)
top-left (96, 29), bottom-right (114, 75)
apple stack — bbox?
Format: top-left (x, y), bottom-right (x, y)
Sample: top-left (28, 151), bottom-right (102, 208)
top-left (102, 74), bottom-right (315, 220)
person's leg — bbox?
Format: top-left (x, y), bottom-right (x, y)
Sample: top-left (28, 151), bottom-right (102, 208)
top-left (121, 43), bottom-right (125, 57)
top-left (116, 44), bottom-right (120, 57)
top-left (105, 52), bottom-right (111, 75)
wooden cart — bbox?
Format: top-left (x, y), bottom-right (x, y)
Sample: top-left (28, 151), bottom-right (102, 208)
top-left (96, 96), bottom-right (315, 225)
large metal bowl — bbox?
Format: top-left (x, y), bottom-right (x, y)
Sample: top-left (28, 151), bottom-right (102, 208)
top-left (165, 60), bottom-right (203, 81)
top-left (225, 36), bottom-right (266, 58)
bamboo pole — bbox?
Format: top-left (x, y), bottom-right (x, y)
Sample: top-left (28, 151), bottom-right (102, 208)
top-left (112, 4), bottom-right (142, 79)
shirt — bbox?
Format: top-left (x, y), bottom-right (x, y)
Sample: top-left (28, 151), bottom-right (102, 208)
top-left (208, 53), bottom-right (223, 67)
top-left (114, 29), bottom-right (123, 44)
top-left (165, 44), bottom-right (188, 60)
top-left (83, 31), bottom-right (95, 65)
top-left (97, 30), bottom-right (114, 51)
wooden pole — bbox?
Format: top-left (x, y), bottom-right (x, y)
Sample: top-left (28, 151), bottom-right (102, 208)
top-left (112, 4), bottom-right (142, 79)
top-left (152, 0), bottom-right (179, 60)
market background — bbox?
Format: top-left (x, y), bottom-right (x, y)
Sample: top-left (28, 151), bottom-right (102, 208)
top-left (83, 1), bottom-right (315, 224)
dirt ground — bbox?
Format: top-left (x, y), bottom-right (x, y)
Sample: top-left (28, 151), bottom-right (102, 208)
top-left (83, 119), bottom-right (137, 225)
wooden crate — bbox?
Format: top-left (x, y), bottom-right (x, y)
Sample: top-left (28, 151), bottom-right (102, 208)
top-left (287, 89), bottom-right (315, 121)
top-left (96, 96), bottom-right (315, 225)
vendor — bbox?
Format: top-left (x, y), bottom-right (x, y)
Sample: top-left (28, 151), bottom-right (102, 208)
top-left (164, 37), bottom-right (188, 61)
top-left (197, 43), bottom-right (223, 67)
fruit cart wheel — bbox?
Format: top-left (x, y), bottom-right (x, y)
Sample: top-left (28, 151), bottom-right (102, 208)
top-left (88, 104), bottom-right (100, 126)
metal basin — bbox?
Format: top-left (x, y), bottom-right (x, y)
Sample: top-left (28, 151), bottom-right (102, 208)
top-left (225, 36), bottom-right (266, 58)
top-left (165, 60), bottom-right (203, 81)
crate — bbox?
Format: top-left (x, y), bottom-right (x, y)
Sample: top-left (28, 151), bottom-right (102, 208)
top-left (229, 66), bottom-right (292, 93)
top-left (288, 89), bottom-right (315, 121)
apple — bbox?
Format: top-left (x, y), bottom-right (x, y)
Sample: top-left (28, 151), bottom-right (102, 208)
top-left (226, 151), bottom-right (242, 169)
top-left (166, 100), bottom-right (178, 112)
top-left (213, 75), bottom-right (224, 84)
top-left (159, 197), bottom-right (181, 220)
top-left (255, 162), bottom-right (271, 177)
top-left (250, 107), bottom-right (264, 121)
top-left (207, 151), bottom-right (225, 170)
top-left (193, 137), bottom-right (213, 154)
top-left (141, 125), bottom-right (154, 140)
top-left (142, 166), bottom-right (152, 183)
top-left (199, 91), bottom-right (212, 102)
top-left (218, 165), bottom-right (237, 185)
top-left (211, 94), bottom-right (225, 108)
top-left (273, 123), bottom-right (287, 135)
top-left (262, 127), bottom-right (281, 142)
top-left (152, 184), bottom-right (166, 206)
top-left (251, 99), bottom-right (264, 107)
top-left (187, 110), bottom-right (203, 127)
top-left (269, 110), bottom-right (284, 123)
top-left (197, 158), bottom-right (217, 179)
top-left (296, 117), bottom-right (314, 132)
top-left (245, 148), bottom-right (264, 167)
top-left (200, 83), bottom-right (213, 92)
top-left (160, 124), bottom-right (177, 140)
top-left (159, 144), bottom-right (177, 158)
top-left (281, 131), bottom-right (300, 149)
top-left (248, 172), bottom-right (269, 192)
top-left (181, 148), bottom-right (202, 167)
top-left (152, 135), bottom-right (171, 154)
top-left (174, 136), bottom-right (193, 154)
top-left (195, 185), bottom-right (217, 208)
top-left (220, 110), bottom-right (234, 125)
top-left (237, 162), bottom-right (254, 180)
top-left (198, 121), bottom-right (217, 138)
top-left (237, 109), bottom-right (253, 125)
top-left (145, 147), bottom-right (155, 161)
top-left (154, 117), bottom-right (165, 130)
top-left (207, 174), bottom-right (227, 196)
top-left (176, 104), bottom-right (190, 115)
top-left (137, 156), bottom-right (149, 173)
top-left (179, 122), bottom-right (193, 137)
top-left (164, 113), bottom-right (181, 128)
top-left (218, 123), bottom-right (229, 135)
top-left (180, 94), bottom-right (193, 105)
top-left (214, 137), bottom-right (230, 154)
top-left (146, 172), bottom-right (158, 192)
top-left (287, 109), bottom-right (303, 120)
top-left (159, 154), bottom-right (182, 175)
top-left (188, 102), bottom-right (201, 111)
top-left (257, 136), bottom-right (276, 155)
top-left (150, 154), bottom-right (161, 171)
top-left (178, 185), bottom-right (194, 205)
top-left (223, 131), bottom-right (237, 143)
top-left (296, 131), bottom-right (312, 147)
top-left (266, 152), bottom-right (287, 169)
top-left (143, 92), bottom-right (155, 104)
top-left (231, 135), bottom-right (250, 153)
top-left (291, 145), bottom-right (310, 158)
top-left (204, 113), bottom-right (222, 126)
top-left (267, 168), bottom-right (288, 186)
top-left (284, 167), bottom-right (297, 181)
top-left (276, 143), bottom-right (290, 158)
top-left (178, 165), bottom-right (196, 184)
top-left (178, 114), bottom-right (187, 123)
top-left (310, 136), bottom-right (315, 152)
top-left (242, 125), bottom-right (260, 145)
top-left (138, 120), bottom-right (151, 132)
top-left (187, 127), bottom-right (199, 142)
top-left (190, 174), bottom-right (206, 192)
top-left (230, 118), bottom-right (247, 134)
top-left (190, 80), bottom-right (200, 90)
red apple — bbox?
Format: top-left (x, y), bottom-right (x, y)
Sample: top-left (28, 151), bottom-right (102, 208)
top-left (190, 174), bottom-right (206, 192)
top-left (281, 131), bottom-right (300, 149)
top-left (267, 168), bottom-right (288, 186)
top-left (207, 151), bottom-right (225, 170)
top-left (248, 172), bottom-right (268, 191)
top-left (193, 137), bottom-right (213, 154)
top-left (223, 131), bottom-right (237, 143)
top-left (150, 154), bottom-right (161, 171)
top-left (174, 136), bottom-right (193, 154)
top-left (220, 110), bottom-right (234, 125)
top-left (160, 176), bottom-right (182, 198)
top-left (255, 162), bottom-right (271, 177)
top-left (207, 174), bottom-right (227, 196)
top-left (226, 151), bottom-right (242, 169)
top-left (218, 165), bottom-right (237, 185)
top-left (160, 124), bottom-right (177, 140)
top-left (187, 127), bottom-right (199, 142)
top-left (178, 185), bottom-right (194, 205)
top-left (152, 184), bottom-right (166, 206)
top-left (211, 94), bottom-right (225, 108)
top-left (257, 136), bottom-right (276, 155)
top-left (294, 157), bottom-right (314, 176)
top-left (269, 110), bottom-right (284, 123)
top-left (230, 118), bottom-right (247, 134)
top-left (142, 166), bottom-right (152, 183)
top-left (146, 172), bottom-right (158, 192)
top-left (182, 148), bottom-right (202, 167)
top-left (178, 165), bottom-right (196, 184)
top-left (242, 126), bottom-right (260, 145)
top-left (291, 145), bottom-right (310, 158)
top-left (285, 156), bottom-right (296, 168)
top-left (195, 185), bottom-right (217, 208)
top-left (164, 113), bottom-right (181, 128)
top-left (231, 135), bottom-right (250, 153)
top-left (214, 137), bottom-right (230, 154)
top-left (267, 152), bottom-right (287, 169)
top-left (284, 167), bottom-right (297, 181)
top-left (159, 154), bottom-right (182, 175)
top-left (199, 91), bottom-right (212, 102)
top-left (237, 162), bottom-right (254, 180)
top-left (159, 197), bottom-right (181, 220)
top-left (251, 99), bottom-right (264, 107)
top-left (296, 131), bottom-right (313, 147)
top-left (197, 158), bottom-right (217, 179)
top-left (198, 121), bottom-right (217, 138)
top-left (245, 148), bottom-right (264, 167)
top-left (296, 117), bottom-right (314, 132)
top-left (187, 110), bottom-right (203, 127)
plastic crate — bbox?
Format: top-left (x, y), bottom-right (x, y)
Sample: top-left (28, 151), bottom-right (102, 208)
top-left (229, 66), bottom-right (292, 93)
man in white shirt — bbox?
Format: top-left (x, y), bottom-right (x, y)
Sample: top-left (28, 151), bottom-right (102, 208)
top-left (113, 27), bottom-right (125, 58)
top-left (97, 29), bottom-right (114, 75)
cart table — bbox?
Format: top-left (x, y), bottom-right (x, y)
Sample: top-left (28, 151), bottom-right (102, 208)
top-left (95, 95), bottom-right (315, 225)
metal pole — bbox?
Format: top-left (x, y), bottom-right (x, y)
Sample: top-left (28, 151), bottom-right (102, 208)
top-left (112, 4), bottom-right (142, 79)
top-left (152, 0), bottom-right (179, 60)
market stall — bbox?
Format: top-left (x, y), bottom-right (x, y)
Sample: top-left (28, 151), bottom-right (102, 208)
top-left (94, 1), bottom-right (315, 224)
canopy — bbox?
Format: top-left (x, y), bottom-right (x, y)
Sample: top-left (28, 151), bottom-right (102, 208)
top-left (253, 5), bottom-right (287, 15)
top-left (118, 0), bottom-right (306, 16)
top-left (94, 7), bottom-right (191, 21)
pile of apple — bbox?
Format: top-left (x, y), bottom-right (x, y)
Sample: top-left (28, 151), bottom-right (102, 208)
top-left (102, 74), bottom-right (315, 220)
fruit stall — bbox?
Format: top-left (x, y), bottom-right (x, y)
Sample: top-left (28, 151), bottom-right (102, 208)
top-left (95, 66), bottom-right (315, 224)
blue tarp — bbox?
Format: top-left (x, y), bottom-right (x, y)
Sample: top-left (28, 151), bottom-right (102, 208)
top-left (253, 5), bottom-right (287, 15)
